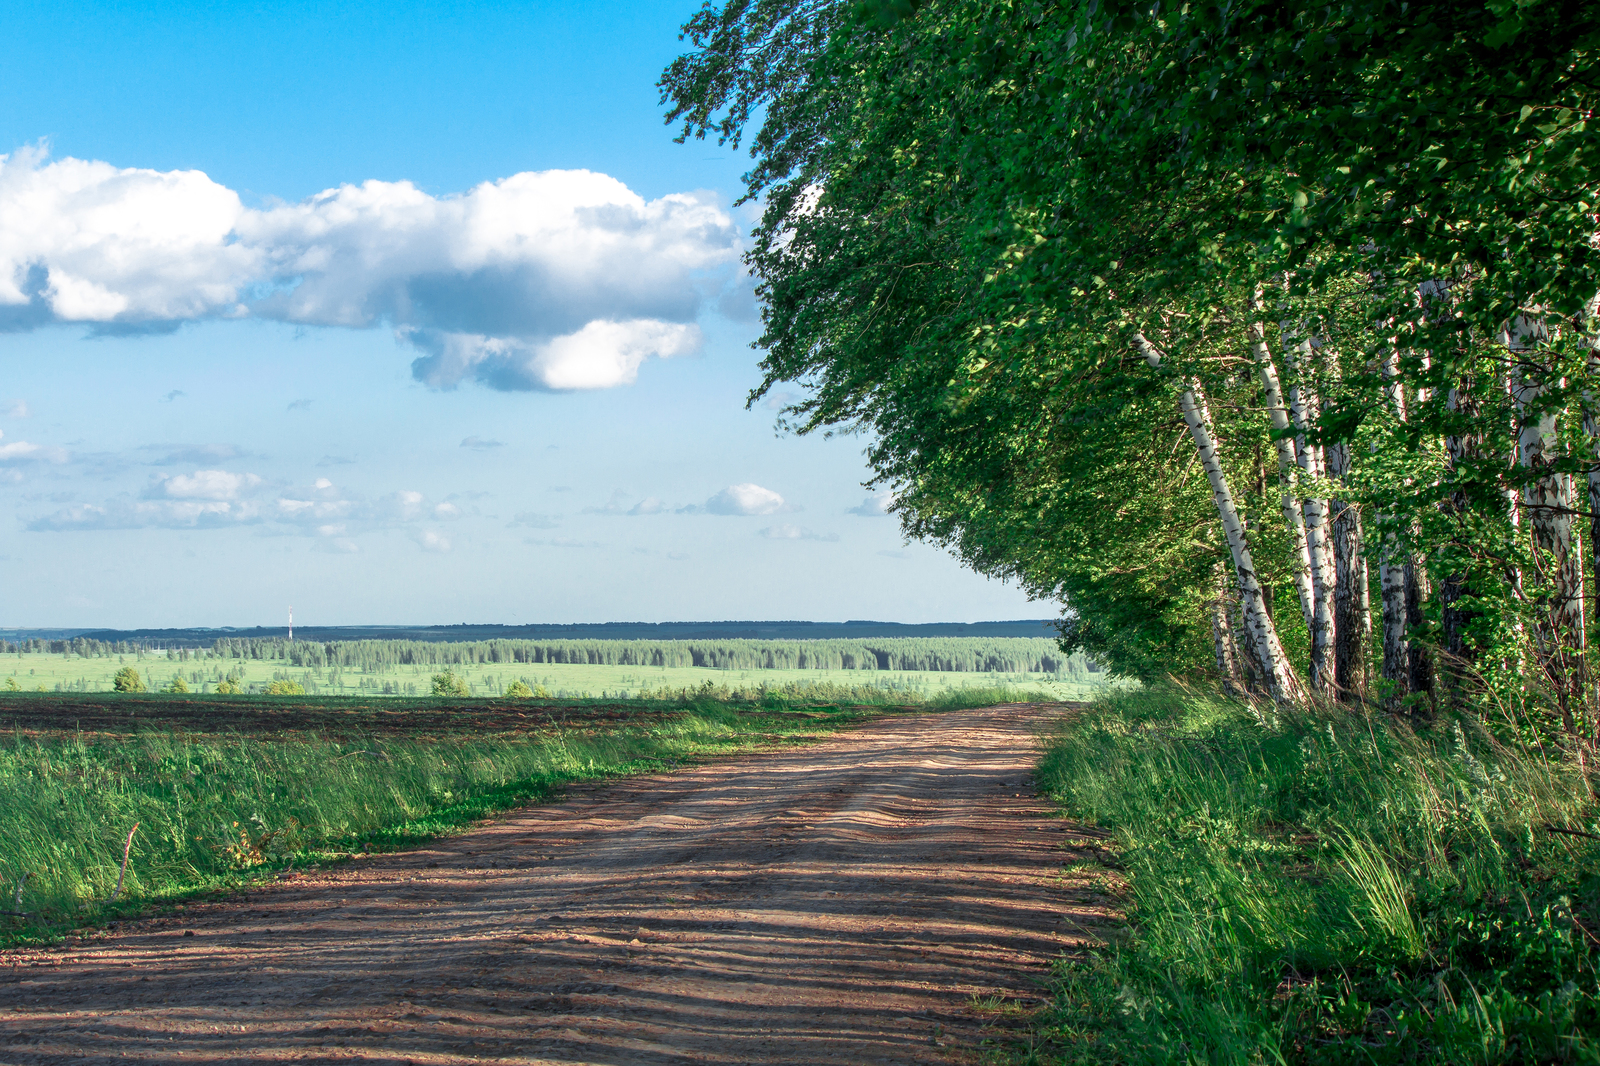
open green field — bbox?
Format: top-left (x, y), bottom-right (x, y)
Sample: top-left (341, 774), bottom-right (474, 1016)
top-left (0, 686), bottom-right (1039, 946)
top-left (2, 643), bottom-right (1106, 701)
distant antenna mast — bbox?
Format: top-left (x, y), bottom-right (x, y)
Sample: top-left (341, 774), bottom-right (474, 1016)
top-left (288, 606), bottom-right (294, 643)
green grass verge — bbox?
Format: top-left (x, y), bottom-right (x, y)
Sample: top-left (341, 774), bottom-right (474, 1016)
top-left (1028, 686), bottom-right (1600, 1065)
top-left (0, 687), bottom-right (1039, 947)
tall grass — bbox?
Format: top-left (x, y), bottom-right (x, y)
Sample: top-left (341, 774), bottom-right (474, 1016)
top-left (0, 700), bottom-right (880, 942)
top-left (1034, 686), bottom-right (1600, 1064)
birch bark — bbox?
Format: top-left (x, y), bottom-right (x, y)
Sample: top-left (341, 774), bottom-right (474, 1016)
top-left (1581, 296), bottom-right (1600, 740)
top-left (1283, 339), bottom-right (1337, 693)
top-left (1325, 436), bottom-right (1368, 698)
top-left (1509, 315), bottom-right (1587, 736)
top-left (1247, 317), bottom-right (1316, 636)
top-left (1135, 333), bottom-right (1302, 700)
top-left (1211, 559), bottom-right (1241, 691)
top-left (1378, 351), bottom-right (1410, 707)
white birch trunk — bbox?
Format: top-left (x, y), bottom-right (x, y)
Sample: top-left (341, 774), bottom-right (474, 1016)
top-left (1379, 350), bottom-right (1410, 706)
top-left (1326, 436), bottom-right (1368, 698)
top-left (1247, 317), bottom-right (1316, 637)
top-left (1581, 296), bottom-right (1600, 740)
top-left (1509, 314), bottom-right (1587, 735)
top-left (1283, 337), bottom-right (1337, 693)
top-left (1136, 333), bottom-right (1302, 701)
top-left (1212, 558), bottom-right (1241, 690)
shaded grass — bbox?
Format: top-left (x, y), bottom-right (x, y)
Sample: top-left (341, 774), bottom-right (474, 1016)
top-left (1028, 686), bottom-right (1600, 1064)
top-left (0, 688), bottom-right (1030, 947)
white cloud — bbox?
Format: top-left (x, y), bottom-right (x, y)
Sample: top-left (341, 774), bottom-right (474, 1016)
top-left (628, 497), bottom-right (668, 515)
top-left (0, 146), bottom-right (739, 391)
top-left (409, 319), bottom-right (701, 391)
top-left (28, 498), bottom-right (256, 531)
top-left (460, 435), bottom-right (504, 450)
top-left (27, 469), bottom-right (460, 539)
top-left (508, 511), bottom-right (559, 529)
top-left (146, 469), bottom-right (261, 500)
top-left (416, 530), bottom-right (451, 553)
top-left (142, 442), bottom-right (248, 466)
top-left (760, 523), bottom-right (839, 542)
top-left (847, 489), bottom-right (896, 516)
top-left (1, 400), bottom-right (30, 417)
top-left (0, 430), bottom-right (67, 465)
top-left (704, 483), bottom-right (787, 516)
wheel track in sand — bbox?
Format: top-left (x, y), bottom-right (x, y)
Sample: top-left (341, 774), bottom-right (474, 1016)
top-left (0, 704), bottom-right (1117, 1065)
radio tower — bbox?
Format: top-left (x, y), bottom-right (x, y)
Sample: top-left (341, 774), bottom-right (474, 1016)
top-left (288, 606), bottom-right (294, 643)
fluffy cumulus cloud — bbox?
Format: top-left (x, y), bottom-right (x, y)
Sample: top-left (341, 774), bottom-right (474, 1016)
top-left (0, 146), bottom-right (739, 390)
top-left (26, 469), bottom-right (458, 550)
top-left (759, 523), bottom-right (838, 542)
top-left (703, 483), bottom-right (787, 516)
top-left (847, 489), bottom-right (896, 517)
top-left (0, 429), bottom-right (67, 465)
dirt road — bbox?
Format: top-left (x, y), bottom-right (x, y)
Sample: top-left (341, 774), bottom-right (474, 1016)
top-left (0, 704), bottom-right (1112, 1065)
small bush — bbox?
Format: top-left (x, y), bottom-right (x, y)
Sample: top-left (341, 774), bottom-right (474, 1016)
top-left (163, 676), bottom-right (189, 694)
top-left (214, 678), bottom-right (242, 695)
top-left (112, 666), bottom-right (146, 693)
top-left (430, 671), bottom-right (470, 697)
top-left (503, 680), bottom-right (534, 698)
top-left (264, 680), bottom-right (304, 696)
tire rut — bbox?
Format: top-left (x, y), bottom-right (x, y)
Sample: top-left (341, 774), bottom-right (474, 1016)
top-left (0, 704), bottom-right (1116, 1065)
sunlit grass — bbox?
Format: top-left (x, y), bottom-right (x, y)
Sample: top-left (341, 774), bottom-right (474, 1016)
top-left (1030, 686), bottom-right (1600, 1064)
top-left (0, 686), bottom-right (1033, 945)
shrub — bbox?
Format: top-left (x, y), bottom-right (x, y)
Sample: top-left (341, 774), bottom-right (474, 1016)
top-left (214, 678), bottom-right (242, 695)
top-left (264, 680), bottom-right (305, 696)
top-left (112, 666), bottom-right (147, 693)
top-left (503, 680), bottom-right (534, 698)
top-left (430, 671), bottom-right (470, 697)
top-left (163, 676), bottom-right (189, 694)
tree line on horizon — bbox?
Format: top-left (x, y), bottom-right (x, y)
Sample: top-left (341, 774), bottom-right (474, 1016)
top-left (209, 635), bottom-right (1091, 676)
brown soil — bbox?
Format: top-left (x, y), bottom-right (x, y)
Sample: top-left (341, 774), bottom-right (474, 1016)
top-left (0, 693), bottom-right (671, 739)
top-left (0, 704), bottom-right (1116, 1065)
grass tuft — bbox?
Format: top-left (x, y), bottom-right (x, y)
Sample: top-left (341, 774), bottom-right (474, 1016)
top-left (1029, 686), bottom-right (1600, 1064)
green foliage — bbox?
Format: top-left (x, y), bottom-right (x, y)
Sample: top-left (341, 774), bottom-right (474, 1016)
top-left (111, 666), bottom-right (146, 693)
top-left (502, 680), bottom-right (535, 699)
top-left (162, 676), bottom-right (189, 695)
top-left (263, 680), bottom-right (304, 696)
top-left (1032, 688), bottom-right (1600, 1063)
top-left (430, 671), bottom-right (470, 697)
top-left (657, 0), bottom-right (1600, 707)
top-left (214, 678), bottom-right (242, 695)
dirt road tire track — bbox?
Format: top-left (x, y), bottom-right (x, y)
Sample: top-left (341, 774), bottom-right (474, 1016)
top-left (0, 704), bottom-right (1111, 1065)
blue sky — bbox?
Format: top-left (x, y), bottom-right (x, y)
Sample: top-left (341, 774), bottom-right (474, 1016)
top-left (0, 0), bottom-right (1042, 628)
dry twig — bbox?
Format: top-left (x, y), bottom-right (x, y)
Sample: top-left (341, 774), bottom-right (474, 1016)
top-left (108, 823), bottom-right (140, 902)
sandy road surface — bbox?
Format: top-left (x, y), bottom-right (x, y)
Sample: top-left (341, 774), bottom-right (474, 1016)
top-left (0, 704), bottom-right (1113, 1065)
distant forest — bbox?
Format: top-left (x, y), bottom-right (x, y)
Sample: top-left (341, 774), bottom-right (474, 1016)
top-left (4, 635), bottom-right (1095, 677)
